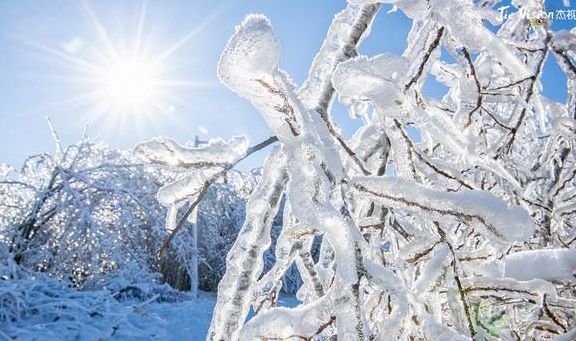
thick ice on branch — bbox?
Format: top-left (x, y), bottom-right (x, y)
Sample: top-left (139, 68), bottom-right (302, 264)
top-left (134, 136), bottom-right (248, 207)
top-left (156, 167), bottom-right (221, 207)
top-left (504, 249), bottom-right (576, 281)
top-left (218, 14), bottom-right (280, 97)
top-left (461, 276), bottom-right (558, 302)
top-left (298, 3), bottom-right (380, 112)
top-left (332, 54), bottom-right (408, 112)
top-left (218, 14), bottom-right (305, 140)
top-left (208, 148), bottom-right (288, 341)
top-left (134, 136), bottom-right (248, 167)
top-left (351, 176), bottom-right (535, 242)
top-left (552, 117), bottom-right (576, 139)
top-left (238, 294), bottom-right (333, 340)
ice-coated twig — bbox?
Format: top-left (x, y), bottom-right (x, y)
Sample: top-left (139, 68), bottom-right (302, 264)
top-left (156, 175), bottom-right (213, 259)
top-left (351, 176), bottom-right (535, 242)
top-left (298, 3), bottom-right (381, 176)
top-left (208, 148), bottom-right (288, 341)
top-left (134, 135), bottom-right (248, 168)
top-left (298, 3), bottom-right (381, 116)
top-left (140, 135), bottom-right (278, 260)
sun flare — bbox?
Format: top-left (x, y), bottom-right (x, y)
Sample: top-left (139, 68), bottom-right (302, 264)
top-left (102, 58), bottom-right (157, 108)
top-left (12, 0), bottom-right (219, 138)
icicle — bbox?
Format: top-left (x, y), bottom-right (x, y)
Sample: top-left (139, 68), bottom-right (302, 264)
top-left (165, 204), bottom-right (179, 233)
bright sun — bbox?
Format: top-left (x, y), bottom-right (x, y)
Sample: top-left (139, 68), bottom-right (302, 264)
top-left (18, 0), bottom-right (215, 137)
top-left (102, 58), bottom-right (157, 108)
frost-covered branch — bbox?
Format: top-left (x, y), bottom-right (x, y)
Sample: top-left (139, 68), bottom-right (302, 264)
top-left (203, 0), bottom-right (576, 339)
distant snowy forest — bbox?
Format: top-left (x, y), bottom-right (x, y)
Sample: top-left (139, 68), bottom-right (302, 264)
top-left (2, 0), bottom-right (576, 340)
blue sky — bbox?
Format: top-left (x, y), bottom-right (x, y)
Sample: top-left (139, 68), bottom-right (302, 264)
top-left (0, 0), bottom-right (573, 171)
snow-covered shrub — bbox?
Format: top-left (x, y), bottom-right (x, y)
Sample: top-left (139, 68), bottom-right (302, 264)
top-left (1, 134), bottom-right (302, 296)
top-left (0, 242), bottom-right (190, 340)
top-left (0, 141), bottom-right (169, 288)
top-left (185, 1), bottom-right (576, 340)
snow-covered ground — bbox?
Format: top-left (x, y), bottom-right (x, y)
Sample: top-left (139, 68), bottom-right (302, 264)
top-left (1, 288), bottom-right (299, 341)
top-left (150, 291), bottom-right (217, 340)
top-left (153, 292), bottom-right (299, 340)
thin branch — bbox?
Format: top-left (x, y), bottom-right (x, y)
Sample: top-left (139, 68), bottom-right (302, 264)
top-left (156, 136), bottom-right (279, 259)
top-left (404, 26), bottom-right (445, 92)
top-left (462, 47), bottom-right (483, 128)
top-left (484, 76), bottom-right (532, 91)
top-left (436, 224), bottom-right (476, 338)
top-left (157, 177), bottom-right (214, 259)
top-left (501, 34), bottom-right (551, 154)
top-left (543, 294), bottom-right (568, 333)
top-left (298, 3), bottom-right (381, 176)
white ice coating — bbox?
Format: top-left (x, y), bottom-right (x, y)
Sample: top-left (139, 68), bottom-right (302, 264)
top-left (332, 54), bottom-right (409, 112)
top-left (461, 276), bottom-right (558, 302)
top-left (413, 243), bottom-right (449, 293)
top-left (156, 167), bottom-right (222, 207)
top-left (134, 136), bottom-right (248, 167)
top-left (504, 249), bottom-right (576, 281)
top-left (208, 148), bottom-right (288, 341)
top-left (551, 117), bottom-right (576, 139)
top-left (351, 176), bottom-right (535, 242)
top-left (218, 14), bottom-right (280, 94)
top-left (218, 15), bottom-right (309, 141)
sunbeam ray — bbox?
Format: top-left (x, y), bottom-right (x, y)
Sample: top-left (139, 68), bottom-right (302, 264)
top-left (79, 0), bottom-right (120, 63)
top-left (134, 0), bottom-right (148, 55)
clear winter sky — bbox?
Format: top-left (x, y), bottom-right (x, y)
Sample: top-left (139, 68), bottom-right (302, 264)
top-left (0, 0), bottom-right (573, 172)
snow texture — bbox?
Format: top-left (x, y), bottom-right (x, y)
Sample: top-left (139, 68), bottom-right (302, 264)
top-left (351, 176), bottom-right (535, 242)
top-left (134, 136), bottom-right (248, 168)
top-left (218, 15), bottom-right (280, 97)
top-left (504, 249), bottom-right (576, 281)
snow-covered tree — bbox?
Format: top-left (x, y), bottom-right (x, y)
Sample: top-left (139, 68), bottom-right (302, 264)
top-left (159, 1), bottom-right (576, 340)
top-left (0, 137), bottom-right (170, 288)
